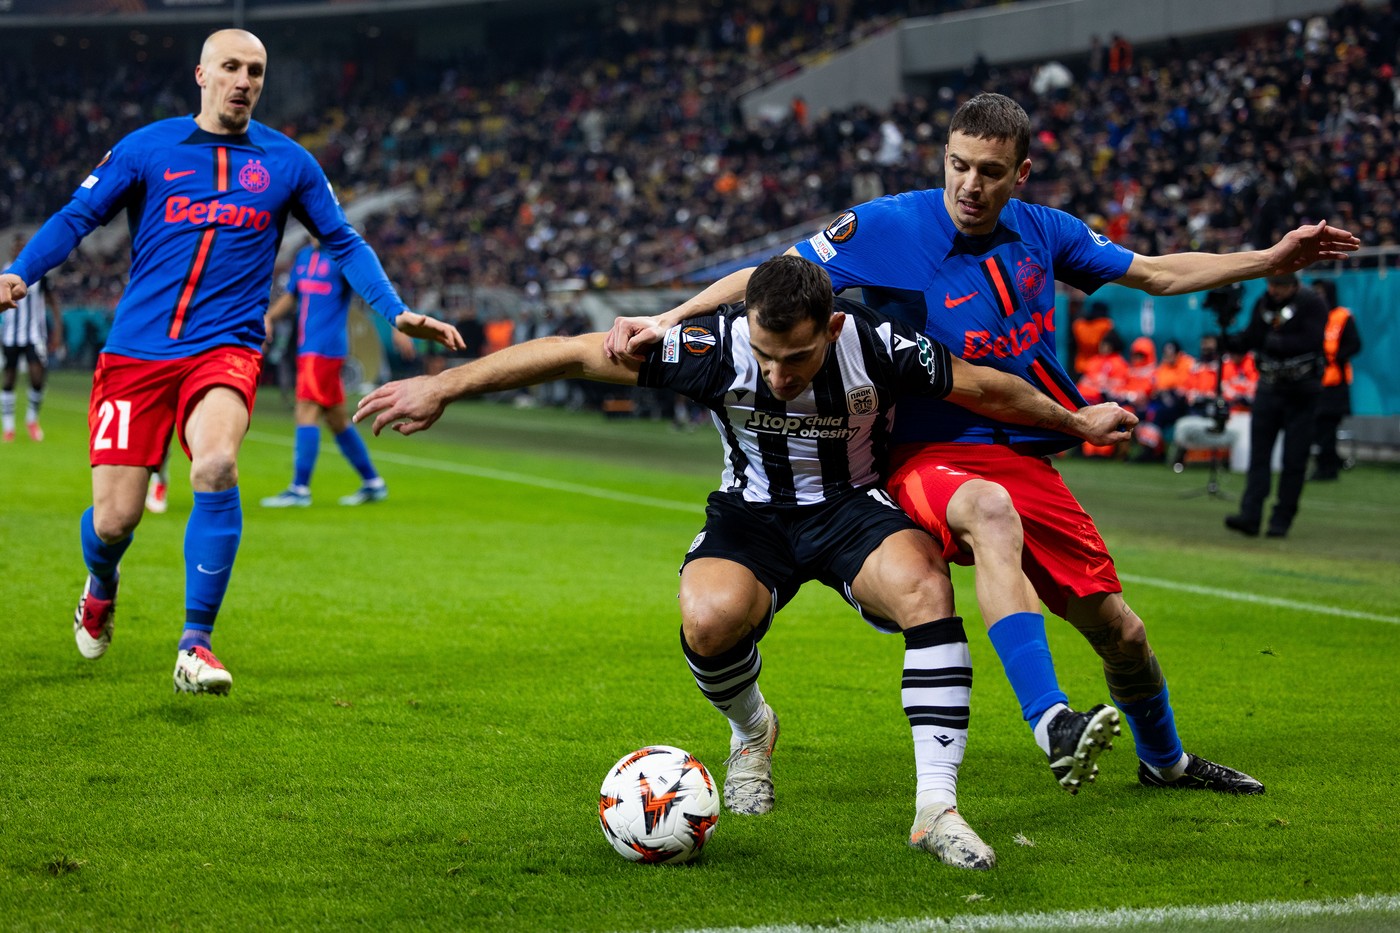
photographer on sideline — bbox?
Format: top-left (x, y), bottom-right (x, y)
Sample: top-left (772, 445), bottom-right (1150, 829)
top-left (1222, 272), bottom-right (1328, 538)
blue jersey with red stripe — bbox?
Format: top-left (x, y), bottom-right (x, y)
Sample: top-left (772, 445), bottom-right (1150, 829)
top-left (3, 116), bottom-right (408, 361)
top-left (285, 244), bottom-right (352, 359)
top-left (793, 189), bottom-right (1135, 451)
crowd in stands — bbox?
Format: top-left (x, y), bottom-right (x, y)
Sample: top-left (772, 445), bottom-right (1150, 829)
top-left (3, 0), bottom-right (1397, 375)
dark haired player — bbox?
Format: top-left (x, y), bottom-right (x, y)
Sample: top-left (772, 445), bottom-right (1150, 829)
top-left (0, 29), bottom-right (463, 694)
top-left (356, 255), bottom-right (1134, 869)
top-left (609, 93), bottom-right (1360, 795)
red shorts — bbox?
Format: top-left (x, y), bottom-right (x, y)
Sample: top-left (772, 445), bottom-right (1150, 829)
top-left (888, 443), bottom-right (1120, 618)
top-left (296, 353), bottom-right (345, 408)
top-left (89, 346), bottom-right (262, 467)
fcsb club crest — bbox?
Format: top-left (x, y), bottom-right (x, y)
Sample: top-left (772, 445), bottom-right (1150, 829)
top-left (1015, 259), bottom-right (1047, 302)
top-left (239, 159), bottom-right (271, 193)
top-left (846, 385), bottom-right (877, 415)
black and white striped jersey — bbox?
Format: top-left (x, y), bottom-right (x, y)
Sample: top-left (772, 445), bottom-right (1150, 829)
top-left (1, 275), bottom-right (50, 349)
top-left (638, 297), bottom-right (953, 506)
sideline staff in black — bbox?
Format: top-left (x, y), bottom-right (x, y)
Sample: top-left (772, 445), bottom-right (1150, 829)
top-left (1224, 272), bottom-right (1329, 538)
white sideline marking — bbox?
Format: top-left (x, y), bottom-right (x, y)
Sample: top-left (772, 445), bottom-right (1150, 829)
top-left (660, 893), bottom-right (1400, 933)
top-left (245, 431), bottom-right (704, 514)
top-left (1119, 573), bottom-right (1400, 625)
top-left (243, 431), bottom-right (1400, 625)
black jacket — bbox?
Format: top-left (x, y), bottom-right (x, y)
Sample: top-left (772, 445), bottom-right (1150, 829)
top-left (1226, 286), bottom-right (1329, 388)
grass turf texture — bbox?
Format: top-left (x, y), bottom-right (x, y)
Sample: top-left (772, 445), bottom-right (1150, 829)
top-left (2, 372), bottom-right (1398, 933)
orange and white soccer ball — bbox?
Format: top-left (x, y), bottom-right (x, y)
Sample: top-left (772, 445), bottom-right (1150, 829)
top-left (598, 745), bottom-right (720, 864)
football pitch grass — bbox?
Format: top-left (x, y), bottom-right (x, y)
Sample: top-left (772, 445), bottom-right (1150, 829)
top-left (2, 372), bottom-right (1398, 933)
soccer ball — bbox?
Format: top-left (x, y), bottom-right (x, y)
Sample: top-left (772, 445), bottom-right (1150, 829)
top-left (598, 745), bottom-right (720, 864)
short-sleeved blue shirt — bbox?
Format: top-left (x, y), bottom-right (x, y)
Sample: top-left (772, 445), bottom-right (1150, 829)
top-left (794, 189), bottom-right (1135, 450)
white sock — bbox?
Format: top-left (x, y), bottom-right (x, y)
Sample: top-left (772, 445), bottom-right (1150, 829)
top-left (681, 631), bottom-right (768, 743)
top-left (1146, 753), bottom-right (1190, 781)
top-left (1032, 702), bottom-right (1069, 755)
top-left (902, 618), bottom-right (972, 815)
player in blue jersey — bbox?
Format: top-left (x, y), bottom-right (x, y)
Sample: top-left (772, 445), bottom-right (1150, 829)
top-left (260, 240), bottom-right (399, 508)
top-left (0, 29), bottom-right (463, 695)
top-left (608, 93), bottom-right (1359, 795)
top-left (356, 255), bottom-right (1134, 870)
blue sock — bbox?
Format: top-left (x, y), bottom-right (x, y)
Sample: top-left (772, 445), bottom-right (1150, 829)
top-left (334, 426), bottom-right (379, 482)
top-left (1118, 686), bottom-right (1184, 768)
top-left (184, 488), bottom-right (242, 647)
top-left (178, 623), bottom-right (212, 652)
top-left (293, 425), bottom-right (320, 489)
top-left (987, 611), bottom-right (1068, 725)
top-left (80, 507), bottom-right (133, 600)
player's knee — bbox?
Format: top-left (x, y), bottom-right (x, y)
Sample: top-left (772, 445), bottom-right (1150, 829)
top-left (92, 506), bottom-right (140, 542)
top-left (889, 581), bottom-right (956, 629)
top-left (1091, 594), bottom-right (1149, 658)
top-left (1113, 609), bottom-right (1149, 658)
top-left (958, 482), bottom-right (1023, 548)
top-left (190, 452), bottom-right (239, 491)
top-left (680, 596), bottom-right (756, 657)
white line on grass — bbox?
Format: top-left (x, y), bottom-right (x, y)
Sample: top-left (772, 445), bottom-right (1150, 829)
top-left (248, 432), bottom-right (1400, 627)
top-left (1118, 572), bottom-right (1400, 625)
top-left (245, 431), bottom-right (705, 514)
top-left (659, 893), bottom-right (1400, 933)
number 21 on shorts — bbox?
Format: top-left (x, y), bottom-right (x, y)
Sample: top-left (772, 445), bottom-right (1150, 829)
top-left (94, 399), bottom-right (132, 450)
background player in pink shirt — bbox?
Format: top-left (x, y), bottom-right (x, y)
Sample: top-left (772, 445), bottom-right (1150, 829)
top-left (0, 29), bottom-right (463, 695)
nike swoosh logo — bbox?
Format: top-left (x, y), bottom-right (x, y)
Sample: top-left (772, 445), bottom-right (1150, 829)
top-left (164, 168), bottom-right (196, 180)
top-left (945, 291), bottom-right (978, 308)
top-left (196, 564), bottom-right (229, 575)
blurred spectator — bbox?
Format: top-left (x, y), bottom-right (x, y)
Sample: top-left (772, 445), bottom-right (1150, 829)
top-left (1077, 332), bottom-right (1130, 458)
top-left (1108, 33), bottom-right (1133, 74)
top-left (455, 307), bottom-right (487, 360)
top-left (1076, 332), bottom-right (1129, 405)
top-left (1071, 300), bottom-right (1115, 377)
top-left (1122, 337), bottom-right (1157, 411)
top-left (1309, 278), bottom-right (1363, 480)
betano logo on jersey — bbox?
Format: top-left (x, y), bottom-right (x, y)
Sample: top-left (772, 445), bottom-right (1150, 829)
top-left (164, 196), bottom-right (272, 231)
top-left (745, 411), bottom-right (858, 440)
top-left (962, 308), bottom-right (1055, 360)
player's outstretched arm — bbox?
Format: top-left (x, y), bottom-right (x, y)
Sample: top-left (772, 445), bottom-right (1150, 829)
top-left (603, 265), bottom-right (760, 361)
top-left (394, 311), bottom-right (467, 352)
top-left (945, 357), bottom-right (1138, 446)
top-left (0, 273), bottom-right (27, 313)
top-left (1117, 220), bottom-right (1360, 296)
top-left (355, 332), bottom-right (639, 436)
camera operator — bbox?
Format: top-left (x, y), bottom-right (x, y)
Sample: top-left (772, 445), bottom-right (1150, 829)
top-left (1221, 272), bottom-right (1329, 538)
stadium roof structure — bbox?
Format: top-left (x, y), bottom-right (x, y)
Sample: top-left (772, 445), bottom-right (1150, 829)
top-left (0, 0), bottom-right (608, 26)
